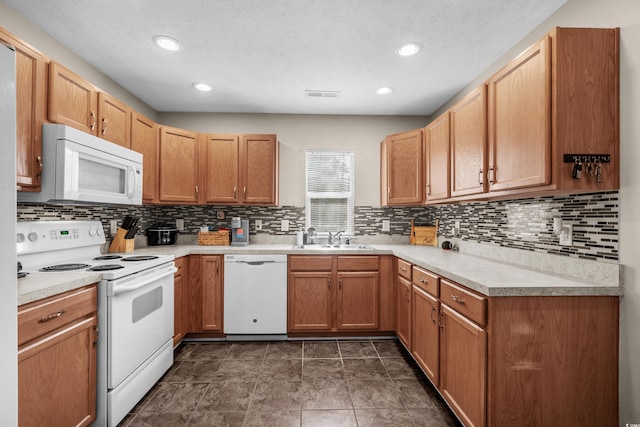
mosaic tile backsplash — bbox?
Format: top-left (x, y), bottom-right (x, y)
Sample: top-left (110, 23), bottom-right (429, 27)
top-left (17, 191), bottom-right (618, 261)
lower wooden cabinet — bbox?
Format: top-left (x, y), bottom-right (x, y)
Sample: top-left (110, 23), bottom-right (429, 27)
top-left (173, 257), bottom-right (187, 346)
top-left (395, 258), bottom-right (412, 349)
top-left (412, 284), bottom-right (440, 385)
top-left (288, 255), bottom-right (380, 333)
top-left (18, 284), bottom-right (98, 427)
top-left (183, 255), bottom-right (224, 335)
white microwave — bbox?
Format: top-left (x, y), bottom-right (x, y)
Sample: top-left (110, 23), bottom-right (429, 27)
top-left (18, 124), bottom-right (143, 205)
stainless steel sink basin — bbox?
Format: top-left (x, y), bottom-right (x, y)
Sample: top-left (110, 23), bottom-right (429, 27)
top-left (292, 244), bottom-right (375, 250)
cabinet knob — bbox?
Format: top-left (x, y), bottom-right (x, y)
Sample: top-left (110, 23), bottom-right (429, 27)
top-left (233, 186), bottom-right (237, 198)
top-left (478, 169), bottom-right (483, 186)
top-left (451, 294), bottom-right (466, 304)
top-left (90, 111), bottom-right (96, 130)
top-left (101, 117), bottom-right (107, 135)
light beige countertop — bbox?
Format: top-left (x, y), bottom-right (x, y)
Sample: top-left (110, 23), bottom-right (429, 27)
top-left (18, 242), bottom-right (623, 306)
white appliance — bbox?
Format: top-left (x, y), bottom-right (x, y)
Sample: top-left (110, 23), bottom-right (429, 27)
top-left (224, 254), bottom-right (287, 340)
top-left (16, 221), bottom-right (175, 427)
top-left (0, 42), bottom-right (18, 425)
top-left (18, 124), bottom-right (142, 205)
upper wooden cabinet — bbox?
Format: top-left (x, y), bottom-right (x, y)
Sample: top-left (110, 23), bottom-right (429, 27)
top-left (158, 126), bottom-right (200, 204)
top-left (1, 28), bottom-right (46, 193)
top-left (201, 133), bottom-right (279, 205)
top-left (425, 112), bottom-right (450, 203)
top-left (130, 111), bottom-right (158, 203)
top-left (381, 129), bottom-right (424, 206)
top-left (450, 85), bottom-right (488, 198)
top-left (487, 27), bottom-right (620, 196)
top-left (49, 61), bottom-right (131, 147)
top-left (97, 92), bottom-right (131, 148)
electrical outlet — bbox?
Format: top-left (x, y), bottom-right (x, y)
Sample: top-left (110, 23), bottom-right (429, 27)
top-left (110, 220), bottom-right (118, 234)
top-left (382, 219), bottom-right (390, 232)
top-left (559, 224), bottom-right (573, 246)
top-left (176, 219), bottom-right (184, 231)
top-left (281, 219), bottom-right (289, 232)
top-left (255, 219), bottom-right (263, 231)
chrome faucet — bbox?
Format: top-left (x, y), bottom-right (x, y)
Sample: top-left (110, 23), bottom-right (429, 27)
top-left (332, 230), bottom-right (345, 244)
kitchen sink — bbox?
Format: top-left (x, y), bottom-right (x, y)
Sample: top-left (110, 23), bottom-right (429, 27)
top-left (292, 244), bottom-right (375, 250)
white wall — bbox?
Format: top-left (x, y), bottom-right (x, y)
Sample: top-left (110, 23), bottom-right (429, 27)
top-left (0, 1), bottom-right (158, 120)
top-left (158, 112), bottom-right (427, 206)
top-left (433, 0), bottom-right (640, 424)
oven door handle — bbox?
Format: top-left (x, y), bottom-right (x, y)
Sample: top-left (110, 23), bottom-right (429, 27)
top-left (109, 266), bottom-right (177, 296)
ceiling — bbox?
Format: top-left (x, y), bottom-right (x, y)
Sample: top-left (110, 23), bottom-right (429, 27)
top-left (6, 0), bottom-right (566, 116)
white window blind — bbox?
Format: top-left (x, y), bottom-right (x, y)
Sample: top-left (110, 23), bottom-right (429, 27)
top-left (305, 150), bottom-right (355, 234)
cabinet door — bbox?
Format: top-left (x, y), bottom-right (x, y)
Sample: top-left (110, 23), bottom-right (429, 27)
top-left (488, 37), bottom-right (551, 192)
top-left (451, 86), bottom-right (487, 197)
top-left (412, 285), bottom-right (439, 386)
top-left (19, 315), bottom-right (97, 427)
top-left (385, 130), bottom-right (424, 205)
top-left (337, 271), bottom-right (379, 330)
top-left (173, 257), bottom-right (185, 346)
top-left (130, 111), bottom-right (158, 203)
top-left (98, 92), bottom-right (131, 148)
top-left (440, 304), bottom-right (487, 427)
top-left (1, 29), bottom-right (46, 192)
top-left (396, 275), bottom-right (412, 350)
top-left (48, 61), bottom-right (98, 135)
top-left (241, 134), bottom-right (278, 205)
top-left (202, 134), bottom-right (240, 204)
top-left (288, 271), bottom-right (333, 332)
top-left (425, 112), bottom-right (450, 202)
top-left (158, 126), bottom-right (199, 203)
top-left (201, 255), bottom-right (223, 332)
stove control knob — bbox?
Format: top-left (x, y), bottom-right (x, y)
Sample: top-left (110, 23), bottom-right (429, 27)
top-left (96, 227), bottom-right (104, 236)
top-left (89, 228), bottom-right (96, 237)
top-left (28, 232), bottom-right (38, 242)
top-left (16, 233), bottom-right (25, 243)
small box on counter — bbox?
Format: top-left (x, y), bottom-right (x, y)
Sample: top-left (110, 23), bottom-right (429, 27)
top-left (410, 219), bottom-right (438, 246)
top-left (198, 229), bottom-right (231, 246)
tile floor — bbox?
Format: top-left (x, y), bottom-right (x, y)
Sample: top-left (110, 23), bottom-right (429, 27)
top-left (119, 339), bottom-right (461, 427)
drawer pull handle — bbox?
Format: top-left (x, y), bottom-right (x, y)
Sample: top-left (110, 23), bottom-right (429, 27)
top-left (401, 267), bottom-right (407, 272)
top-left (419, 277), bottom-right (426, 283)
top-left (451, 295), bottom-right (466, 304)
top-left (39, 309), bottom-right (66, 323)
top-left (431, 306), bottom-right (437, 323)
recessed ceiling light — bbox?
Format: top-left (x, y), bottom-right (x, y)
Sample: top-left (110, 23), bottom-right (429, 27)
top-left (153, 35), bottom-right (181, 51)
top-left (396, 42), bottom-right (422, 57)
top-left (193, 82), bottom-right (212, 92)
top-left (376, 86), bottom-right (394, 95)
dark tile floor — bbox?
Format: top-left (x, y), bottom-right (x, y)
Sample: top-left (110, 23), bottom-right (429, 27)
top-left (119, 339), bottom-right (461, 427)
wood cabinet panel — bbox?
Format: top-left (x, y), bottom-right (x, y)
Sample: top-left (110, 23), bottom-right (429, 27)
top-left (412, 266), bottom-right (439, 297)
top-left (242, 134), bottom-right (278, 205)
top-left (288, 271), bottom-right (333, 331)
top-left (441, 279), bottom-right (486, 327)
top-left (378, 255), bottom-right (395, 332)
top-left (425, 112), bottom-right (450, 202)
top-left (440, 303), bottom-right (487, 427)
top-left (97, 92), bottom-right (130, 147)
top-left (130, 111), bottom-right (158, 203)
top-left (396, 275), bottom-right (412, 350)
top-left (450, 86), bottom-right (487, 198)
top-left (201, 255), bottom-right (223, 332)
top-left (337, 272), bottom-right (379, 330)
top-left (158, 126), bottom-right (199, 203)
top-left (488, 37), bottom-right (551, 192)
top-left (382, 129), bottom-right (424, 205)
top-left (412, 285), bottom-right (440, 386)
top-left (397, 258), bottom-right (412, 280)
top-left (202, 134), bottom-right (240, 204)
top-left (289, 255), bottom-right (333, 272)
top-left (173, 257), bottom-right (186, 346)
top-left (1, 28), bottom-right (46, 192)
top-left (48, 61), bottom-right (98, 134)
top-left (337, 255), bottom-right (379, 271)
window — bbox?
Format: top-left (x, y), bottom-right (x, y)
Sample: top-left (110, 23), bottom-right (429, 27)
top-left (305, 150), bottom-right (355, 235)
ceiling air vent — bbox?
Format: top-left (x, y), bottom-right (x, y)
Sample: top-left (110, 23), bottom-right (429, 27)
top-left (305, 90), bottom-right (341, 98)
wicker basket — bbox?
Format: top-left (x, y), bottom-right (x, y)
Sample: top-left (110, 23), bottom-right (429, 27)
top-left (198, 230), bottom-right (231, 246)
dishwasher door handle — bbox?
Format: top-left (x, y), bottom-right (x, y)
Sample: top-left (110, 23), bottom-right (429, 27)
top-left (235, 260), bottom-right (276, 266)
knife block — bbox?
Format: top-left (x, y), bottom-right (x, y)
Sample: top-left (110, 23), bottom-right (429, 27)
top-left (109, 228), bottom-right (135, 253)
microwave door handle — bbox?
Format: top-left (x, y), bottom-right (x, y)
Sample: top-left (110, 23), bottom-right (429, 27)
top-left (127, 165), bottom-right (135, 198)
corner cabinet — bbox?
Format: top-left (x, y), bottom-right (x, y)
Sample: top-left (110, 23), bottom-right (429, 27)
top-left (158, 126), bottom-right (200, 204)
top-left (130, 111), bottom-right (158, 203)
top-left (1, 28), bottom-right (46, 192)
top-left (201, 133), bottom-right (279, 205)
top-left (18, 284), bottom-right (98, 427)
top-left (381, 129), bottom-right (424, 206)
top-left (425, 112), bottom-right (450, 203)
top-left (395, 258), bottom-right (412, 349)
top-left (173, 257), bottom-right (187, 346)
top-left (288, 255), bottom-right (380, 334)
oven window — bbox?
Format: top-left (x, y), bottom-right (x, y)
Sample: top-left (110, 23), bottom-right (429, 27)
top-left (132, 286), bottom-right (163, 323)
top-left (79, 157), bottom-right (126, 194)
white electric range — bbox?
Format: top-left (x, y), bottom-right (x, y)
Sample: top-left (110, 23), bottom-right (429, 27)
top-left (17, 221), bottom-right (176, 427)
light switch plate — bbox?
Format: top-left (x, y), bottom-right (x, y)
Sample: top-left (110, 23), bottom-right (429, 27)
top-left (382, 219), bottom-right (390, 232)
top-left (281, 219), bottom-right (289, 231)
top-left (255, 219), bottom-right (263, 231)
top-left (110, 220), bottom-right (118, 234)
top-left (176, 219), bottom-right (184, 231)
top-left (559, 224), bottom-right (573, 246)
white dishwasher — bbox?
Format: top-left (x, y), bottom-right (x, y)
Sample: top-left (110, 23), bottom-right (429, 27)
top-left (224, 254), bottom-right (288, 340)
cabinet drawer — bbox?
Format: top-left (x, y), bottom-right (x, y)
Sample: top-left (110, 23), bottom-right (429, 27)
top-left (397, 258), bottom-right (412, 280)
top-left (440, 279), bottom-right (486, 327)
top-left (289, 255), bottom-right (333, 271)
top-left (412, 266), bottom-right (439, 297)
top-left (18, 284), bottom-right (97, 346)
top-left (338, 256), bottom-right (379, 271)
top-left (174, 256), bottom-right (185, 276)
